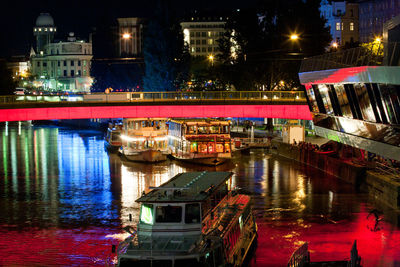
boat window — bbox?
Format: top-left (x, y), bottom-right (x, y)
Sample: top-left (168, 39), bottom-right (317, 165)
top-left (190, 142), bottom-right (198, 152)
top-left (140, 204), bottom-right (153, 225)
top-left (155, 205), bottom-right (182, 223)
top-left (185, 203), bottom-right (200, 223)
top-left (199, 143), bottom-right (208, 153)
top-left (198, 126), bottom-right (207, 134)
top-left (111, 132), bottom-right (120, 141)
top-left (216, 143), bottom-right (224, 153)
top-left (224, 143), bottom-right (230, 153)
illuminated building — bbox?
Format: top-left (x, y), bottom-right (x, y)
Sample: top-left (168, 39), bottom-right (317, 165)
top-left (30, 13), bottom-right (93, 93)
top-left (319, 0), bottom-right (359, 46)
top-left (181, 16), bottom-right (227, 57)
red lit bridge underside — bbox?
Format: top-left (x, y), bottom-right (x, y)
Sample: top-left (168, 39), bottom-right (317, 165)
top-left (0, 105), bottom-right (312, 122)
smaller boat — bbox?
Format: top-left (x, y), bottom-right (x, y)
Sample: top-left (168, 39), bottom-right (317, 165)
top-left (119, 118), bottom-right (169, 163)
top-left (115, 171), bottom-right (257, 266)
top-left (167, 119), bottom-right (233, 166)
top-left (105, 122), bottom-right (123, 152)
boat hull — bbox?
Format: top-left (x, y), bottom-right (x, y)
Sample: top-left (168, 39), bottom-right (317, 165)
top-left (169, 154), bottom-right (230, 166)
top-left (122, 149), bottom-right (167, 163)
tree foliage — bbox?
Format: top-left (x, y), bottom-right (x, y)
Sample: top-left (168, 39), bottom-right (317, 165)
top-left (143, 0), bottom-right (189, 92)
top-left (218, 0), bottom-right (331, 91)
top-left (0, 60), bottom-right (16, 95)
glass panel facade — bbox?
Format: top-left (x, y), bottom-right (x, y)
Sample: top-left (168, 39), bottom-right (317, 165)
top-left (317, 84), bottom-right (334, 115)
top-left (353, 83), bottom-right (376, 122)
top-left (306, 87), bottom-right (319, 112)
top-left (379, 84), bottom-right (400, 124)
top-left (334, 84), bottom-right (353, 119)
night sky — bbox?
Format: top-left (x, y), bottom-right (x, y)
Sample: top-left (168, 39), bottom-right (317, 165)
top-left (0, 0), bottom-right (256, 58)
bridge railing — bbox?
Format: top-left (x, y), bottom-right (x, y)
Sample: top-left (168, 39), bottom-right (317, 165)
top-left (0, 91), bottom-right (305, 104)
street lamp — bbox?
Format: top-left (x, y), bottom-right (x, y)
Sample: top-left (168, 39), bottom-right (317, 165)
top-left (332, 42), bottom-right (338, 48)
top-left (208, 54), bottom-right (214, 66)
top-left (290, 34), bottom-right (299, 41)
top-left (122, 33), bottom-right (131, 39)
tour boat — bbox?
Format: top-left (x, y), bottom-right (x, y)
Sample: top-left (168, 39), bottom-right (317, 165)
top-left (105, 122), bottom-right (123, 152)
top-left (119, 118), bottom-right (169, 163)
top-left (167, 119), bottom-right (233, 166)
top-left (116, 171), bottom-right (258, 267)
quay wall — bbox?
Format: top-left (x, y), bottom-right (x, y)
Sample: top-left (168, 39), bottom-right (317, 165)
top-left (271, 140), bottom-right (400, 210)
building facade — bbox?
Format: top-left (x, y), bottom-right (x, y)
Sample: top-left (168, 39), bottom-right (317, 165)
top-left (181, 17), bottom-right (227, 57)
top-left (359, 0), bottom-right (400, 43)
top-left (320, 0), bottom-right (359, 46)
top-left (117, 18), bottom-right (144, 57)
top-left (30, 14), bottom-right (93, 93)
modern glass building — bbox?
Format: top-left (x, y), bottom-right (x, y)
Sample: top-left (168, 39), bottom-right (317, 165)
top-left (298, 35), bottom-right (400, 160)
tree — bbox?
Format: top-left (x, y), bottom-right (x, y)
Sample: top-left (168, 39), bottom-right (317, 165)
top-left (143, 0), bottom-right (188, 92)
top-left (0, 59), bottom-right (16, 95)
top-left (218, 0), bottom-right (331, 91)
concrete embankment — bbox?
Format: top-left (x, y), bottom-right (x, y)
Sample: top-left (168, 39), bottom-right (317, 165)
top-left (272, 140), bottom-right (400, 210)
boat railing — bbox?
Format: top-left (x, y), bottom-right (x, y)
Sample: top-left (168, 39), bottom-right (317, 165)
top-left (287, 242), bottom-right (309, 267)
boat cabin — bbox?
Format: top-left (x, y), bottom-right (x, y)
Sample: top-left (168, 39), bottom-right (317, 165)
top-left (136, 171), bottom-right (234, 238)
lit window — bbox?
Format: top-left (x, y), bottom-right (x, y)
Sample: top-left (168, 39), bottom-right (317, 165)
top-left (140, 204), bottom-right (154, 225)
top-left (336, 22), bottom-right (340, 31)
top-left (39, 28), bottom-right (42, 32)
top-left (34, 29), bottom-right (37, 32)
top-left (45, 28), bottom-right (47, 31)
top-left (350, 22), bottom-right (354, 31)
top-left (208, 39), bottom-right (213, 45)
top-left (208, 31), bottom-right (212, 37)
top-left (50, 28), bottom-right (53, 32)
top-left (341, 23), bottom-right (344, 30)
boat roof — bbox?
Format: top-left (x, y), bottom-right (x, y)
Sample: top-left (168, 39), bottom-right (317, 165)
top-left (137, 171), bottom-right (233, 203)
top-left (169, 119), bottom-right (230, 125)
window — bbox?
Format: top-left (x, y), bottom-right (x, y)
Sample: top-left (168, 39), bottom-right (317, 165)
top-left (213, 47), bottom-right (218, 52)
top-left (70, 61), bottom-right (74, 66)
top-left (195, 32), bottom-right (200, 37)
top-left (334, 84), bottom-right (353, 118)
top-left (77, 70), bottom-right (81, 76)
top-left (63, 70), bottom-right (67, 76)
top-left (336, 22), bottom-right (341, 31)
top-left (43, 62), bottom-right (47, 67)
top-left (202, 47), bottom-right (206, 52)
top-left (185, 203), bottom-right (200, 223)
top-left (37, 62), bottom-right (40, 67)
top-left (156, 206), bottom-right (182, 223)
top-left (341, 22), bottom-right (344, 30)
top-left (208, 47), bottom-right (212, 52)
top-left (196, 40), bottom-right (200, 45)
top-left (208, 31), bottom-right (212, 37)
top-left (196, 47), bottom-right (200, 52)
top-left (350, 22), bottom-right (354, 31)
top-left (318, 84), bottom-right (334, 115)
top-left (78, 61), bottom-right (81, 66)
top-left (208, 39), bottom-right (213, 45)
top-left (190, 32), bottom-right (194, 37)
top-left (202, 39), bottom-right (206, 45)
top-left (70, 70), bottom-right (74, 76)
top-left (354, 83), bottom-right (377, 122)
top-left (63, 61), bottom-right (67, 66)
top-left (57, 61), bottom-right (60, 67)
top-left (190, 40), bottom-right (194, 45)
top-left (140, 204), bottom-right (153, 224)
top-left (201, 32), bottom-right (206, 37)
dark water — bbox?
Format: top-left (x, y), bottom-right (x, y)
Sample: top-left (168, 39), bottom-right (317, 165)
top-left (0, 122), bottom-right (399, 266)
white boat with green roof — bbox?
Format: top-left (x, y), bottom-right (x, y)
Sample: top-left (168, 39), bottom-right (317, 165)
top-left (116, 171), bottom-right (258, 267)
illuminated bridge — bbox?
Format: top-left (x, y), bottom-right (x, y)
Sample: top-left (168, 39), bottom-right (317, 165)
top-left (0, 91), bottom-right (311, 122)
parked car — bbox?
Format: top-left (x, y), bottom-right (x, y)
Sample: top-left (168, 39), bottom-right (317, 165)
top-left (15, 88), bottom-right (25, 95)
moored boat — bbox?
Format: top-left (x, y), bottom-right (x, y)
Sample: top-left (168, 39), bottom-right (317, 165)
top-left (116, 171), bottom-right (258, 266)
top-left (119, 118), bottom-right (169, 163)
top-left (105, 122), bottom-right (123, 152)
top-left (167, 119), bottom-right (233, 166)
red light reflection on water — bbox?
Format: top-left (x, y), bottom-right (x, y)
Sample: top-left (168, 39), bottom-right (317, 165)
top-left (0, 227), bottom-right (120, 266)
top-left (251, 204), bottom-right (400, 267)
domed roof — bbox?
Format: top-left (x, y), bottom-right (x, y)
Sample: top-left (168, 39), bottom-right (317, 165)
top-left (36, 13), bottom-right (54, 27)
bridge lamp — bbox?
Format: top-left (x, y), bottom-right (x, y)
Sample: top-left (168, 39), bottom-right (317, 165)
top-left (332, 42), bottom-right (338, 48)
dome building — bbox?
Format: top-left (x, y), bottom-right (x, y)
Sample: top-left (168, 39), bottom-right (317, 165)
top-left (31, 13), bottom-right (93, 93)
top-left (33, 13), bottom-right (57, 54)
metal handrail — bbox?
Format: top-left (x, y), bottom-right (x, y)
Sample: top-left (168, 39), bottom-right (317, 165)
top-left (0, 91), bottom-right (306, 105)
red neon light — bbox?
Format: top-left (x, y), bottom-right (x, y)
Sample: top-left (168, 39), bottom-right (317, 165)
top-left (0, 105), bottom-right (312, 122)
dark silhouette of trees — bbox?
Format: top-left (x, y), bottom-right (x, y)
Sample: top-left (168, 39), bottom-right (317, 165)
top-left (218, 0), bottom-right (331, 91)
top-left (143, 0), bottom-right (188, 92)
top-left (0, 59), bottom-right (16, 95)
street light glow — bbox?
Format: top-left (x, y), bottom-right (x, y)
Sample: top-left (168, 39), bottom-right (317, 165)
top-left (375, 37), bottom-right (381, 43)
top-left (122, 33), bottom-right (131, 39)
top-left (290, 34), bottom-right (299, 41)
top-left (332, 42), bottom-right (338, 48)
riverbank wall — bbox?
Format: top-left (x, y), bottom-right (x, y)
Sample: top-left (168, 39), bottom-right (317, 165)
top-left (271, 140), bottom-right (400, 210)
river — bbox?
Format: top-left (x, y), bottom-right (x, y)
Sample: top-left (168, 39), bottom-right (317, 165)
top-left (0, 122), bottom-right (399, 266)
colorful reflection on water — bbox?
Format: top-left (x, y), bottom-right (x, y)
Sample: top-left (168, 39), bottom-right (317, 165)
top-left (0, 122), bottom-right (399, 266)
